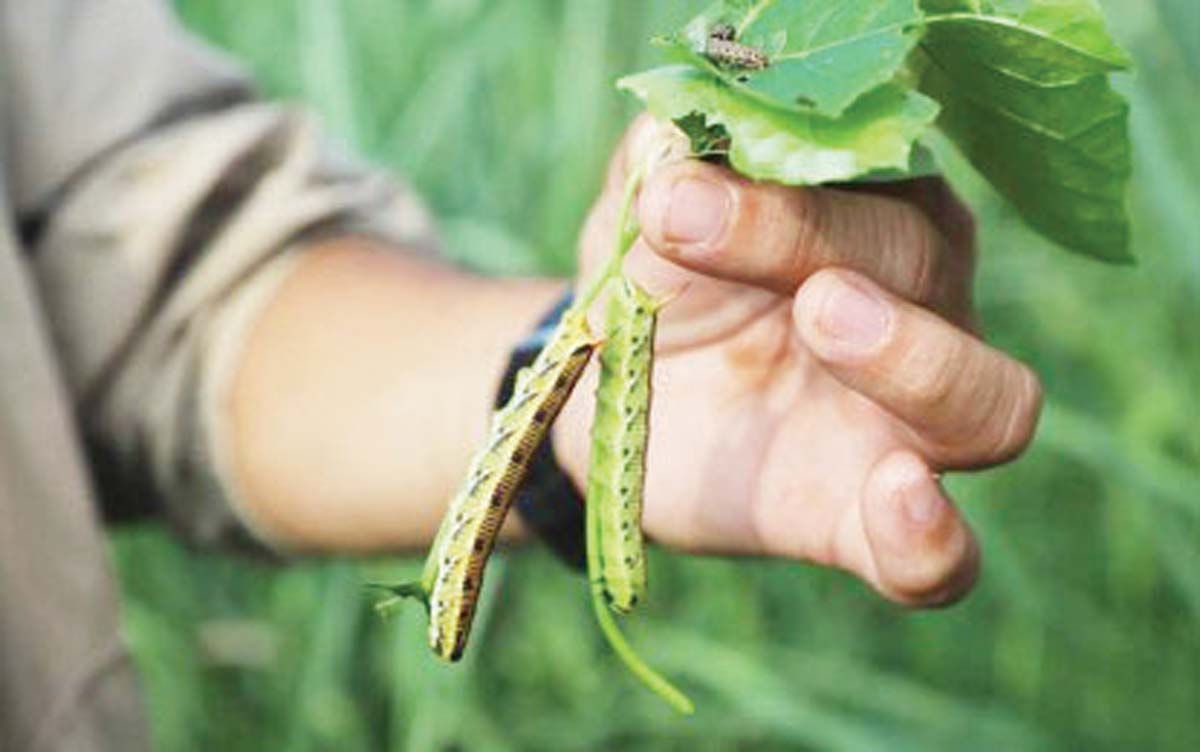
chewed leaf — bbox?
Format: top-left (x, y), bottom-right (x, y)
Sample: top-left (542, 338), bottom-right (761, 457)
top-left (619, 66), bottom-right (938, 185)
top-left (657, 0), bottom-right (925, 117)
top-left (673, 112), bottom-right (731, 160)
top-left (739, 0), bottom-right (925, 116)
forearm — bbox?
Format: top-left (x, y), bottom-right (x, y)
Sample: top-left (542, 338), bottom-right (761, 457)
top-left (227, 238), bottom-right (563, 552)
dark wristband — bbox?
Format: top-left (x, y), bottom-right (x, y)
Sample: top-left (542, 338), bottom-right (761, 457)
top-left (496, 289), bottom-right (587, 570)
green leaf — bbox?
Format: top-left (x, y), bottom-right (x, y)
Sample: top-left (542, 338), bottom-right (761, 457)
top-left (739, 0), bottom-right (926, 116)
top-left (921, 0), bottom-right (981, 11)
top-left (618, 66), bottom-right (939, 185)
top-left (638, 0), bottom-right (1134, 262)
top-left (979, 0), bottom-right (1134, 70)
top-left (658, 0), bottom-right (926, 117)
top-left (919, 0), bottom-right (1133, 261)
top-left (922, 1), bottom-right (1131, 84)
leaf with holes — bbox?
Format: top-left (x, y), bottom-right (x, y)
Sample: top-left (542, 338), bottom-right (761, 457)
top-left (656, 0), bottom-right (926, 117)
top-left (628, 0), bottom-right (1134, 261)
top-left (619, 66), bottom-right (939, 185)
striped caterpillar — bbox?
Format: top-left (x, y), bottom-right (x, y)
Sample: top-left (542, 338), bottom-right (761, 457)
top-left (587, 276), bottom-right (662, 613)
top-left (378, 308), bottom-right (597, 661)
top-left (705, 23), bottom-right (770, 71)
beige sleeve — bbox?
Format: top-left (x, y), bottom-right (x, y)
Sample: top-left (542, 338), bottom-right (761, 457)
top-left (30, 103), bottom-right (438, 552)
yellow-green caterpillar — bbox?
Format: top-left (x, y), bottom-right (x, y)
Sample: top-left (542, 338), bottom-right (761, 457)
top-left (588, 276), bottom-right (661, 613)
top-left (379, 308), bottom-right (596, 661)
top-left (582, 274), bottom-right (693, 715)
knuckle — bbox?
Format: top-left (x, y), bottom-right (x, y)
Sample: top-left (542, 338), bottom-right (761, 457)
top-left (891, 207), bottom-right (942, 301)
top-left (906, 336), bottom-right (968, 417)
top-left (986, 362), bottom-right (1044, 463)
top-left (866, 197), bottom-right (943, 301)
top-left (782, 188), bottom-right (828, 280)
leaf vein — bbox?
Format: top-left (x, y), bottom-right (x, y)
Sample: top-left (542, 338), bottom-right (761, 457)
top-left (922, 46), bottom-right (1125, 171)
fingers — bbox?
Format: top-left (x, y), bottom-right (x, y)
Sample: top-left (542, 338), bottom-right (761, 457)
top-left (637, 159), bottom-right (955, 307)
top-left (794, 269), bottom-right (1042, 469)
top-left (857, 450), bottom-right (980, 607)
top-left (843, 176), bottom-right (977, 258)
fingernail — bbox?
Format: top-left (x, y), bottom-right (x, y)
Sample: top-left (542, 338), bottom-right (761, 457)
top-left (817, 278), bottom-right (890, 352)
top-left (901, 474), bottom-right (945, 527)
top-left (665, 177), bottom-right (730, 247)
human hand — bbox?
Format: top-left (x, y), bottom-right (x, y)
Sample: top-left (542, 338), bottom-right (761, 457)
top-left (554, 118), bottom-right (1042, 606)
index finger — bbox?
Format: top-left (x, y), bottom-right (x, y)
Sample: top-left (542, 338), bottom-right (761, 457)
top-left (636, 159), bottom-right (959, 310)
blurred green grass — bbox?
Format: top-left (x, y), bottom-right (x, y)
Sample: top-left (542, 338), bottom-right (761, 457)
top-left (111, 1), bottom-right (1199, 750)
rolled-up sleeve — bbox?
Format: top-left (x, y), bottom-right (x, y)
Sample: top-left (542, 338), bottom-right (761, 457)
top-left (9, 0), bottom-right (437, 551)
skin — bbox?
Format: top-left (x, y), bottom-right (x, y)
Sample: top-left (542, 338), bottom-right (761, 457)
top-left (229, 116), bottom-right (1041, 608)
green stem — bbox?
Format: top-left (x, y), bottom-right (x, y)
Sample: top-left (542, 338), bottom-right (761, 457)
top-left (575, 166), bottom-right (645, 313)
top-left (586, 577), bottom-right (695, 714)
top-left (369, 581), bottom-right (429, 616)
top-left (585, 449), bottom-right (694, 714)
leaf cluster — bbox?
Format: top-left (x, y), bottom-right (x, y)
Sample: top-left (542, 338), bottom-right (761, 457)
top-left (620, 0), bottom-right (1133, 261)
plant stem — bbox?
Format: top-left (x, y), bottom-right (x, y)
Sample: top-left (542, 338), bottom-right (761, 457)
top-left (586, 485), bottom-right (695, 715)
top-left (575, 166), bottom-right (645, 313)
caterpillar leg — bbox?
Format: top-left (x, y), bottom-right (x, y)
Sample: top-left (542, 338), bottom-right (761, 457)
top-left (369, 581), bottom-right (429, 616)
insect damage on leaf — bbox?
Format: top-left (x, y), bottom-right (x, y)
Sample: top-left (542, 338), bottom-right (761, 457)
top-left (625, 0), bottom-right (1134, 261)
top-left (673, 112), bottom-right (730, 161)
top-left (620, 67), bottom-right (940, 185)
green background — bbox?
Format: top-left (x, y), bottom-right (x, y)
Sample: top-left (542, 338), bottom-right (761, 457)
top-left (113, 1), bottom-right (1199, 749)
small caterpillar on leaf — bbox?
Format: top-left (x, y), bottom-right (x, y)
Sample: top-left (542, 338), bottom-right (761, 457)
top-left (587, 276), bottom-right (664, 613)
top-left (379, 309), bottom-right (597, 661)
top-left (705, 23), bottom-right (769, 71)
